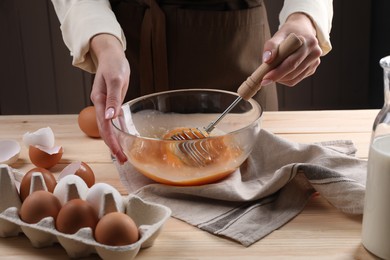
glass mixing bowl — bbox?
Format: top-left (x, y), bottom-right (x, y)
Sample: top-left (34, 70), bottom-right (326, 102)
top-left (112, 89), bottom-right (262, 186)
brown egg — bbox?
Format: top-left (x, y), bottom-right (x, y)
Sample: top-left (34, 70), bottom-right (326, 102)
top-left (56, 199), bottom-right (99, 234)
top-left (78, 106), bottom-right (100, 138)
top-left (19, 190), bottom-right (62, 224)
top-left (29, 145), bottom-right (63, 169)
top-left (95, 212), bottom-right (139, 246)
top-left (75, 162), bottom-right (95, 187)
top-left (20, 168), bottom-right (57, 201)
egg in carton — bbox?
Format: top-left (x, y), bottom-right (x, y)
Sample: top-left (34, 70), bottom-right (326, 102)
top-left (0, 164), bottom-right (171, 259)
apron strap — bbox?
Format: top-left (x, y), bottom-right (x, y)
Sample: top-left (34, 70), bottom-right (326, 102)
top-left (140, 0), bottom-right (169, 95)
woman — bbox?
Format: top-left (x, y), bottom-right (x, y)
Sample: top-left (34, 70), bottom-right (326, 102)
top-left (51, 0), bottom-right (333, 163)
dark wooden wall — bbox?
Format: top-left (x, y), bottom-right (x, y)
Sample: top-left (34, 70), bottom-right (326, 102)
top-left (266, 0), bottom-right (373, 110)
top-left (368, 0), bottom-right (390, 108)
top-left (0, 0), bottom-right (92, 115)
top-left (0, 0), bottom-right (385, 115)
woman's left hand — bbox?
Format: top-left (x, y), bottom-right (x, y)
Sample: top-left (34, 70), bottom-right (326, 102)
top-left (261, 12), bottom-right (323, 87)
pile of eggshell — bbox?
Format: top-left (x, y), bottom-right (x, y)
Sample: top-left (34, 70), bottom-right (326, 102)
top-left (0, 125), bottom-right (171, 259)
top-left (0, 105), bottom-right (99, 168)
top-left (0, 126), bottom-right (63, 169)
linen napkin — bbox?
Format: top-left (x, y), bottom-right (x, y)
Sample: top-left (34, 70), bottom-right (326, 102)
top-left (114, 129), bottom-right (367, 246)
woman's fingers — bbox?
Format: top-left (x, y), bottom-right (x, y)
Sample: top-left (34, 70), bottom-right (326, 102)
top-left (261, 12), bottom-right (323, 87)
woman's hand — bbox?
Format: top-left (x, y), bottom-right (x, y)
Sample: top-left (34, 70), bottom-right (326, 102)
top-left (261, 13), bottom-right (323, 87)
top-left (90, 34), bottom-right (130, 164)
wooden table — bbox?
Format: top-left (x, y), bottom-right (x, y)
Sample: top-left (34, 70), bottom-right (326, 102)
top-left (0, 110), bottom-right (380, 259)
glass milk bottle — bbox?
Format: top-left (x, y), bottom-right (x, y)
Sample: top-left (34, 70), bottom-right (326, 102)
top-left (362, 55), bottom-right (390, 259)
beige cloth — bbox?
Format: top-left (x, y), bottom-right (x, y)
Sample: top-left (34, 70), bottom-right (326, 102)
top-left (114, 129), bottom-right (366, 246)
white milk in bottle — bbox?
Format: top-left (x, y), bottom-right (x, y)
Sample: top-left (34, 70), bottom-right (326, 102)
top-left (362, 135), bottom-right (390, 259)
top-left (362, 55), bottom-right (390, 259)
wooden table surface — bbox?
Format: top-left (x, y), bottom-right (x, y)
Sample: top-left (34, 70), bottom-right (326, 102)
top-left (0, 110), bottom-right (380, 259)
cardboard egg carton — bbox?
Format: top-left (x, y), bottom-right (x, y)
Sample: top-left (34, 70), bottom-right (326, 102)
top-left (0, 164), bottom-right (171, 259)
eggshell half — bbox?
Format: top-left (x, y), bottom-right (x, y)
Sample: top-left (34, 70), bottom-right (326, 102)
top-left (58, 161), bottom-right (95, 188)
top-left (22, 127), bottom-right (55, 148)
top-left (29, 145), bottom-right (63, 169)
top-left (0, 140), bottom-right (20, 165)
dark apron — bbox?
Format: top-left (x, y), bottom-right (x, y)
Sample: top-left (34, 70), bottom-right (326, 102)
top-left (110, 0), bottom-right (278, 111)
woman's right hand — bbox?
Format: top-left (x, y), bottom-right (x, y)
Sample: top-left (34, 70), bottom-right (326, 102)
top-left (90, 34), bottom-right (130, 164)
top-left (261, 13), bottom-right (322, 87)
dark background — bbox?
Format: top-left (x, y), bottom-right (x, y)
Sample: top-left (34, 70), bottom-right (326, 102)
top-left (1, 0), bottom-right (389, 114)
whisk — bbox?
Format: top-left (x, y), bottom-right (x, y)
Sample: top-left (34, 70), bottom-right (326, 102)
top-left (170, 33), bottom-right (303, 166)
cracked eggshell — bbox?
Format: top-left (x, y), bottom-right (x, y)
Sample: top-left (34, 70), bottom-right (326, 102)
top-left (0, 140), bottom-right (20, 165)
top-left (29, 145), bottom-right (63, 169)
top-left (58, 161), bottom-right (95, 188)
top-left (23, 127), bottom-right (55, 148)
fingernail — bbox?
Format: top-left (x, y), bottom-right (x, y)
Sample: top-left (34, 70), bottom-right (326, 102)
top-left (105, 107), bottom-right (115, 119)
top-left (261, 79), bottom-right (273, 87)
top-left (116, 152), bottom-right (128, 164)
top-left (262, 51), bottom-right (272, 63)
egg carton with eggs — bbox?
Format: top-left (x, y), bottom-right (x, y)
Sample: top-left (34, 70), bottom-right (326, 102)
top-left (0, 164), bottom-right (171, 260)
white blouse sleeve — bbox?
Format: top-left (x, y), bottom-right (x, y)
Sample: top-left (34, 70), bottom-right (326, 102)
top-left (279, 0), bottom-right (333, 55)
top-left (51, 0), bottom-right (126, 73)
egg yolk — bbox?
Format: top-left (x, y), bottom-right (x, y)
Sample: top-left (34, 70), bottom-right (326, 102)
top-left (126, 127), bottom-right (242, 185)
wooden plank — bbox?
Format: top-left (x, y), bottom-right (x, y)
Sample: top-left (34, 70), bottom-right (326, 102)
top-left (275, 133), bottom-right (370, 159)
top-left (310, 0), bottom-right (343, 110)
top-left (0, 0), bottom-right (93, 115)
top-left (266, 0), bottom-right (372, 111)
top-left (0, 0), bottom-right (374, 115)
top-left (265, 0), bottom-right (313, 110)
top-left (0, 111), bottom-right (377, 259)
top-left (0, 115), bottom-right (111, 162)
top-left (0, 111), bottom-right (375, 168)
top-left (83, 73), bottom-right (94, 107)
top-left (262, 110), bottom-right (377, 134)
top-left (47, 0), bottom-right (92, 114)
top-left (312, 1), bottom-right (371, 109)
top-left (0, 0), bottom-right (30, 114)
top-left (277, 79), bottom-right (313, 110)
top-left (338, 1), bottom-right (371, 109)
top-left (369, 0), bottom-right (390, 108)
top-left (17, 0), bottom-right (58, 114)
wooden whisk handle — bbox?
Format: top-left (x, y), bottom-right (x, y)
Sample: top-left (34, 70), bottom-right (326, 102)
top-left (237, 33), bottom-right (303, 100)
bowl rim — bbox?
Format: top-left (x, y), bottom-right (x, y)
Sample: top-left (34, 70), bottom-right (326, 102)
top-left (111, 88), bottom-right (263, 141)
